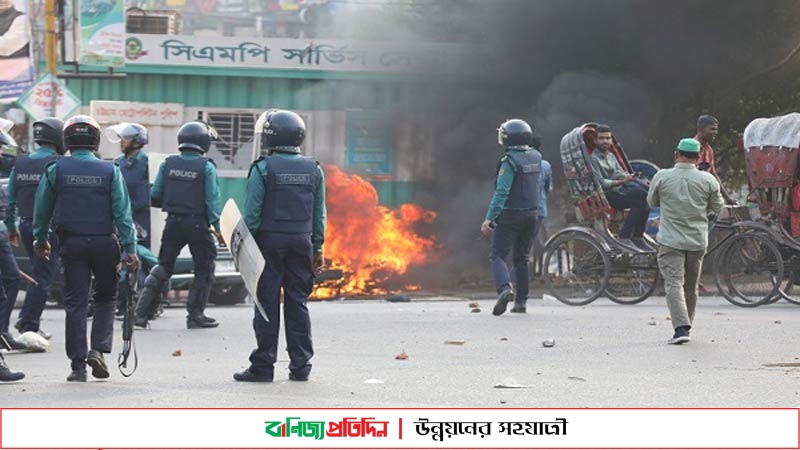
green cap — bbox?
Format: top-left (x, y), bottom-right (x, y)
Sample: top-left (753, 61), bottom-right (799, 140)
top-left (677, 138), bottom-right (701, 153)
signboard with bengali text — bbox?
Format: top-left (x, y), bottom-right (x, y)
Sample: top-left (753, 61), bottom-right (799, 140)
top-left (16, 74), bottom-right (81, 120)
top-left (90, 100), bottom-right (184, 126)
top-left (124, 34), bottom-right (479, 74)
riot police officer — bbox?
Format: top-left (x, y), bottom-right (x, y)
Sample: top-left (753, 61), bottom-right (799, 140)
top-left (33, 115), bottom-right (139, 382)
top-left (0, 123), bottom-right (23, 352)
top-left (481, 119), bottom-right (542, 316)
top-left (135, 121), bottom-right (222, 329)
top-left (6, 118), bottom-right (64, 341)
top-left (234, 110), bottom-right (326, 383)
top-left (108, 123), bottom-right (151, 246)
top-left (106, 123), bottom-right (162, 315)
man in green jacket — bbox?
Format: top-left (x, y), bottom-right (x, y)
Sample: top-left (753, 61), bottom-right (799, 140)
top-left (647, 138), bottom-right (723, 345)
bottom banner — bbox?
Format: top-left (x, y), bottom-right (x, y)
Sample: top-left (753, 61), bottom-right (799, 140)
top-left (1, 408), bottom-right (797, 449)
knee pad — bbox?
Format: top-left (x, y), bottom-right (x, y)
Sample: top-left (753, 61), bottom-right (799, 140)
top-left (144, 265), bottom-right (171, 290)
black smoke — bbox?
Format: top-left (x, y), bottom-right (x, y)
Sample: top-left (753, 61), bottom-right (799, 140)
top-left (330, 0), bottom-right (800, 290)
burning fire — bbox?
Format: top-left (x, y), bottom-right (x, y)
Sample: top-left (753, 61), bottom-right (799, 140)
top-left (314, 165), bottom-right (438, 298)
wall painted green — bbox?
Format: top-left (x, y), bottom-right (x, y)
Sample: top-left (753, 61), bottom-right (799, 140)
top-left (63, 73), bottom-right (429, 112)
top-left (66, 72), bottom-right (430, 208)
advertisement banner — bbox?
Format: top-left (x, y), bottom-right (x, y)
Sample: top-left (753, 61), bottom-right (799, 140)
top-left (0, 0), bottom-right (35, 102)
top-left (79, 0), bottom-right (125, 67)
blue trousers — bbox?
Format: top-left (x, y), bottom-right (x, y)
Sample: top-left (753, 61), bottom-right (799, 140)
top-left (248, 231), bottom-right (314, 377)
top-left (490, 209), bottom-right (539, 304)
top-left (16, 218), bottom-right (61, 333)
top-left (154, 215), bottom-right (215, 316)
top-left (60, 233), bottom-right (120, 370)
top-left (0, 228), bottom-right (20, 334)
top-left (604, 181), bottom-right (650, 238)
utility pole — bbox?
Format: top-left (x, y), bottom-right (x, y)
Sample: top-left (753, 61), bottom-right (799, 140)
top-left (45, 0), bottom-right (57, 116)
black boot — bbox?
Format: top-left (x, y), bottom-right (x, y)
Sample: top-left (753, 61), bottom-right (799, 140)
top-left (0, 332), bottom-right (26, 351)
top-left (87, 350), bottom-right (109, 379)
top-left (194, 313), bottom-right (217, 324)
top-left (0, 354), bottom-right (25, 382)
top-left (185, 276), bottom-right (217, 328)
top-left (187, 313), bottom-right (219, 329)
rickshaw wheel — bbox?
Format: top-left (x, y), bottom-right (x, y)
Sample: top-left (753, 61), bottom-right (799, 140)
top-left (605, 253), bottom-right (659, 305)
top-left (778, 269), bottom-right (800, 305)
top-left (543, 231), bottom-right (610, 306)
top-left (714, 232), bottom-right (783, 307)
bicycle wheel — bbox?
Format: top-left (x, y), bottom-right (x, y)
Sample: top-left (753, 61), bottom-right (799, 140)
top-left (543, 231), bottom-right (610, 306)
top-left (714, 232), bottom-right (783, 307)
top-left (778, 266), bottom-right (800, 305)
top-left (605, 252), bottom-right (659, 304)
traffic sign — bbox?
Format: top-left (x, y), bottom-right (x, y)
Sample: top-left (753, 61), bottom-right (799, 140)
top-left (16, 73), bottom-right (82, 120)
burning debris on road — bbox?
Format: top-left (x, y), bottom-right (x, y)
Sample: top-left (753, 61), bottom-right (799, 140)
top-left (313, 165), bottom-right (439, 299)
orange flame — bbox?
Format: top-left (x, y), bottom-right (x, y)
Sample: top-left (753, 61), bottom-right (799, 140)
top-left (314, 165), bottom-right (438, 298)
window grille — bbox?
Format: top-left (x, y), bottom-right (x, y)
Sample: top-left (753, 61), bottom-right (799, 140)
top-left (196, 110), bottom-right (258, 162)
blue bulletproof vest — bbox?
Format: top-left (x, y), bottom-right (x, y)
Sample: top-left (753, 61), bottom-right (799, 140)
top-left (257, 155), bottom-right (319, 234)
top-left (14, 153), bottom-right (59, 219)
top-left (115, 153), bottom-right (149, 212)
top-left (503, 149), bottom-right (542, 210)
top-left (53, 157), bottom-right (115, 235)
top-left (162, 155), bottom-right (207, 216)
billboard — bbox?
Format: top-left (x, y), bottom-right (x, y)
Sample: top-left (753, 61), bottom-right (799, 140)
top-left (80, 0), bottom-right (126, 67)
top-left (0, 0), bottom-right (34, 103)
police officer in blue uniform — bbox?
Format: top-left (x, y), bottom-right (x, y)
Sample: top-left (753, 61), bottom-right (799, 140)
top-left (135, 121), bottom-right (222, 329)
top-left (33, 115), bottom-right (139, 382)
top-left (109, 123), bottom-right (151, 247)
top-left (0, 124), bottom-right (23, 352)
top-left (6, 118), bottom-right (64, 341)
top-left (481, 119), bottom-right (542, 316)
top-left (234, 110), bottom-right (326, 383)
top-left (106, 122), bottom-right (161, 315)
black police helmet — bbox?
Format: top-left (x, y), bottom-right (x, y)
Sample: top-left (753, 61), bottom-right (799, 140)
top-left (256, 110), bottom-right (306, 152)
top-left (497, 119), bottom-right (533, 147)
top-left (33, 117), bottom-right (65, 154)
top-left (177, 121), bottom-right (216, 153)
top-left (63, 115), bottom-right (101, 150)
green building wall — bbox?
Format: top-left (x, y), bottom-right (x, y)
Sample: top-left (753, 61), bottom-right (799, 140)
top-left (70, 73), bottom-right (425, 207)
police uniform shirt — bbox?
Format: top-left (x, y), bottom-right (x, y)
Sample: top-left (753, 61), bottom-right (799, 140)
top-left (5, 145), bottom-right (59, 233)
top-left (244, 153), bottom-right (326, 253)
top-left (32, 149), bottom-right (137, 254)
top-left (150, 150), bottom-right (222, 232)
top-left (485, 147), bottom-right (542, 222)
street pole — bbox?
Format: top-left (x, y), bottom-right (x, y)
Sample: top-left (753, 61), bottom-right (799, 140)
top-left (45, 0), bottom-right (57, 116)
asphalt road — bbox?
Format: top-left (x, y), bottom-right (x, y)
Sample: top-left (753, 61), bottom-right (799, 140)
top-left (1, 295), bottom-right (798, 408)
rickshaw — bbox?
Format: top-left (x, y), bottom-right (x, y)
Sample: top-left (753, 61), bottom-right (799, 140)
top-left (542, 123), bottom-right (661, 306)
top-left (712, 112), bottom-right (800, 307)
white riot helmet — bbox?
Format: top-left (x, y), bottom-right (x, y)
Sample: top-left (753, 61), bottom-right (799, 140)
top-left (105, 122), bottom-right (149, 154)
